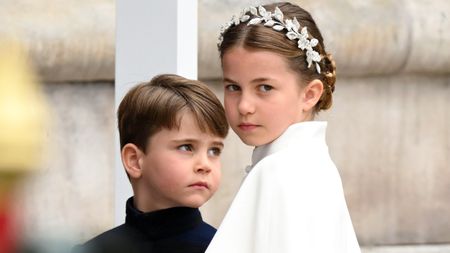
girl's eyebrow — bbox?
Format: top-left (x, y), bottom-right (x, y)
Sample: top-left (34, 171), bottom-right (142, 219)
top-left (223, 77), bottom-right (273, 84)
top-left (223, 77), bottom-right (236, 83)
top-left (250, 77), bottom-right (272, 83)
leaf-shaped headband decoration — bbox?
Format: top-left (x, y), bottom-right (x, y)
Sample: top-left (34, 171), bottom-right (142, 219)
top-left (218, 6), bottom-right (322, 74)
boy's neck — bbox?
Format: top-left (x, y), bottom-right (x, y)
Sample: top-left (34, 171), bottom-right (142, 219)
top-left (133, 194), bottom-right (187, 213)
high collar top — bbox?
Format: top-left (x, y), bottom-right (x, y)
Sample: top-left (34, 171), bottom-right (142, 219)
top-left (125, 197), bottom-right (203, 240)
top-left (250, 121), bottom-right (327, 170)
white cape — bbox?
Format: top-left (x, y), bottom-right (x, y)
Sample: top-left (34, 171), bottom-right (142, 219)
top-left (207, 122), bottom-right (361, 253)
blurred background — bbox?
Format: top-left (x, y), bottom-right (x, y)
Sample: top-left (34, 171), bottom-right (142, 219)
top-left (0, 0), bottom-right (449, 252)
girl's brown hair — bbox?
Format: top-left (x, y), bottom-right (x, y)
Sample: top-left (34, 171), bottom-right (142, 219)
top-left (219, 2), bottom-right (336, 112)
top-left (117, 74), bottom-right (228, 152)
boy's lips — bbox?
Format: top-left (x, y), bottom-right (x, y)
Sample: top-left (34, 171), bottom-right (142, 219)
top-left (189, 182), bottom-right (209, 189)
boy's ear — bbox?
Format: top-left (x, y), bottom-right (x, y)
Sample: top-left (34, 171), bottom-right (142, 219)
top-left (301, 79), bottom-right (324, 112)
top-left (121, 143), bottom-right (144, 179)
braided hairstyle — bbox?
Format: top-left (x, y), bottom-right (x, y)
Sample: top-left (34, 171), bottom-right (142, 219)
top-left (219, 2), bottom-right (336, 112)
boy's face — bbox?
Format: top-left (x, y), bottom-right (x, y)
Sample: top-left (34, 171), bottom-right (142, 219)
top-left (139, 111), bottom-right (224, 210)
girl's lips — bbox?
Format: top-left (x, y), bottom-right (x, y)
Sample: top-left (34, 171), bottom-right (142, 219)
top-left (189, 182), bottom-right (209, 189)
top-left (238, 124), bottom-right (258, 131)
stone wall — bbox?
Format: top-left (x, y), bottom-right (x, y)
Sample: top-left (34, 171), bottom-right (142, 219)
top-left (0, 0), bottom-right (117, 246)
top-left (0, 0), bottom-right (115, 83)
top-left (1, 0), bottom-right (449, 251)
top-left (17, 83), bottom-right (115, 243)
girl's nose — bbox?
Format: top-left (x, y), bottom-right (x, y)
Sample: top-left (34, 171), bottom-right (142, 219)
top-left (237, 93), bottom-right (255, 115)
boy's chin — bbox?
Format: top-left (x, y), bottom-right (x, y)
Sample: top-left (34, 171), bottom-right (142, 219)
top-left (182, 202), bottom-right (203, 209)
top-left (183, 197), bottom-right (211, 208)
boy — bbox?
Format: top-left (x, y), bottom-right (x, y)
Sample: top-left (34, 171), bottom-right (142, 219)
top-left (78, 74), bottom-right (228, 253)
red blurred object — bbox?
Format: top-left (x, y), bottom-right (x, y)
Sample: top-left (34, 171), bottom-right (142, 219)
top-left (0, 197), bottom-right (17, 253)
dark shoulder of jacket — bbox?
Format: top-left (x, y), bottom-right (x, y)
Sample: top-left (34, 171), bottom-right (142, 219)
top-left (169, 220), bottom-right (216, 251)
top-left (188, 221), bottom-right (216, 243)
top-left (72, 224), bottom-right (141, 253)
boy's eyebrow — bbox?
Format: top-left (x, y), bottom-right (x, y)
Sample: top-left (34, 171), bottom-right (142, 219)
top-left (172, 138), bottom-right (198, 144)
top-left (212, 141), bottom-right (224, 148)
top-left (172, 139), bottom-right (224, 147)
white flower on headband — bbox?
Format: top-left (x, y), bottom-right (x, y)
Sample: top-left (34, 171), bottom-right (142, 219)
top-left (218, 5), bottom-right (322, 74)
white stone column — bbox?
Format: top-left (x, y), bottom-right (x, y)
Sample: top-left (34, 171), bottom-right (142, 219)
top-left (115, 0), bottom-right (198, 225)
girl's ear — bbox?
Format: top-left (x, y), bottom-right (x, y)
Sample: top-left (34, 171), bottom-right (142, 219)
top-left (121, 143), bottom-right (144, 179)
top-left (301, 79), bottom-right (324, 112)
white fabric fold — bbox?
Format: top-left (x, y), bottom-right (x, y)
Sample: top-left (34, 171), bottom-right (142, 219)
top-left (207, 121), bottom-right (361, 253)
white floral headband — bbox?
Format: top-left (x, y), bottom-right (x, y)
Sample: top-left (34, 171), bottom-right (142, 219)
top-left (218, 5), bottom-right (322, 74)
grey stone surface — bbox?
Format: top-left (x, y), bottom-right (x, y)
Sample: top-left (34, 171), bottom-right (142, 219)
top-left (362, 245), bottom-right (450, 253)
top-left (16, 82), bottom-right (115, 242)
top-left (0, 0), bottom-right (115, 82)
top-left (2, 0), bottom-right (448, 81)
top-left (320, 75), bottom-right (450, 245)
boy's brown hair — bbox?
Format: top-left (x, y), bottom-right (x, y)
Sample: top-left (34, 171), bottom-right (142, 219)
top-left (118, 74), bottom-right (228, 152)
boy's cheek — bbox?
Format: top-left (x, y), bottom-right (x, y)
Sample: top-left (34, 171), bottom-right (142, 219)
top-left (211, 174), bottom-right (221, 194)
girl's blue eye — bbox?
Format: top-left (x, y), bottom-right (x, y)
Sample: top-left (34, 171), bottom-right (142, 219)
top-left (225, 84), bottom-right (240, 91)
top-left (208, 147), bottom-right (222, 157)
top-left (178, 144), bottom-right (193, 152)
top-left (259, 84), bottom-right (273, 92)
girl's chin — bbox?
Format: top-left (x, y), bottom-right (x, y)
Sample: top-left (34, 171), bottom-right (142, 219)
top-left (239, 136), bottom-right (267, 147)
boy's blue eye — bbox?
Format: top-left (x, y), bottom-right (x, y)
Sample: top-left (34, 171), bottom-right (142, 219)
top-left (208, 147), bottom-right (222, 157)
top-left (178, 144), bottom-right (193, 152)
top-left (259, 84), bottom-right (273, 92)
top-left (225, 84), bottom-right (240, 91)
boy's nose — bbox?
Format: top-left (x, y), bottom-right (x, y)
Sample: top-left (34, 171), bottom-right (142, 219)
top-left (194, 155), bottom-right (211, 174)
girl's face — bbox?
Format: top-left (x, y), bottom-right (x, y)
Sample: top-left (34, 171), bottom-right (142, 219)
top-left (222, 46), bottom-right (310, 147)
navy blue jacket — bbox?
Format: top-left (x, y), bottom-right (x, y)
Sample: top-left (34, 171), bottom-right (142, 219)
top-left (76, 197), bottom-right (216, 253)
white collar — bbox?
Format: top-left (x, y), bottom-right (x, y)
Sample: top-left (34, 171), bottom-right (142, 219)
top-left (246, 121), bottom-right (328, 173)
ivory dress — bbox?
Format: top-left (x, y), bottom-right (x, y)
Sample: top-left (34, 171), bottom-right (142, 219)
top-left (206, 121), bottom-right (360, 253)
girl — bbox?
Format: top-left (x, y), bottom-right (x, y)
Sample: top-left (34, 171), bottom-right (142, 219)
top-left (207, 2), bottom-right (360, 252)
